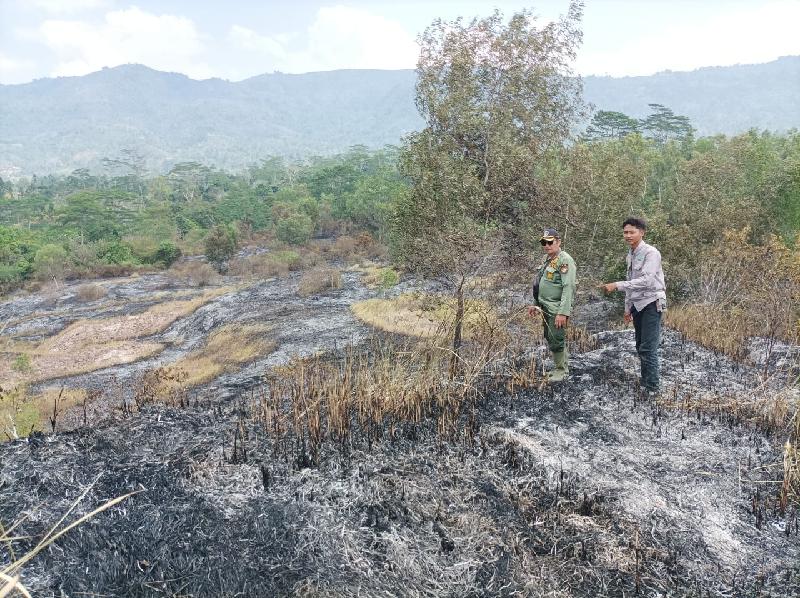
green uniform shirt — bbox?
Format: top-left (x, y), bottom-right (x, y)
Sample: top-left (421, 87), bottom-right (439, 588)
top-left (533, 250), bottom-right (577, 316)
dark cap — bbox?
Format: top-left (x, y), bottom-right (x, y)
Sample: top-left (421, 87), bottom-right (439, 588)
top-left (540, 227), bottom-right (561, 240)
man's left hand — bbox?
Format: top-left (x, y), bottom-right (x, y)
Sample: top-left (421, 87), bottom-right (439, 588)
top-left (601, 282), bottom-right (617, 293)
top-left (555, 314), bottom-right (567, 329)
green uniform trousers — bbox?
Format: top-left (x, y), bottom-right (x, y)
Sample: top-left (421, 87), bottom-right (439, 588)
top-left (542, 309), bottom-right (566, 353)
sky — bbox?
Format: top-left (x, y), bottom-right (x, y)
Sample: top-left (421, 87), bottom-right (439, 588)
top-left (0, 0), bottom-right (798, 84)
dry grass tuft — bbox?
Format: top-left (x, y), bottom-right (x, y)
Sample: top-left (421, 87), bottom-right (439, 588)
top-left (167, 261), bottom-right (220, 287)
top-left (665, 305), bottom-right (751, 361)
top-left (298, 267), bottom-right (342, 297)
top-left (782, 408), bottom-right (800, 509)
top-left (74, 283), bottom-right (108, 302)
top-left (324, 234), bottom-right (387, 264)
top-left (228, 250), bottom-right (303, 279)
top-left (352, 293), bottom-right (499, 340)
top-left (135, 323), bottom-right (276, 405)
top-left (0, 288), bottom-right (233, 387)
top-left (257, 330), bottom-right (544, 466)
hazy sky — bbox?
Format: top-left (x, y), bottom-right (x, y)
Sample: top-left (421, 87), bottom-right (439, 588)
top-left (1, 0), bottom-right (798, 84)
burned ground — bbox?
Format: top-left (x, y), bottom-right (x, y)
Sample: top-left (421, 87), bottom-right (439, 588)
top-left (1, 269), bottom-right (799, 596)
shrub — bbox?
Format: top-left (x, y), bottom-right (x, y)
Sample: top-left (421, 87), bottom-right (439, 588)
top-left (67, 240), bottom-right (100, 275)
top-left (75, 283), bottom-right (108, 302)
top-left (154, 242), bottom-right (182, 267)
top-left (12, 353), bottom-right (32, 373)
top-left (32, 244), bottom-right (69, 281)
top-left (229, 254), bottom-right (287, 278)
top-left (271, 250), bottom-right (302, 270)
top-left (228, 250), bottom-right (302, 279)
top-left (275, 213), bottom-right (314, 245)
top-left (298, 266), bottom-right (342, 297)
top-left (362, 266), bottom-right (400, 289)
top-left (377, 268), bottom-right (400, 289)
top-left (124, 236), bottom-right (160, 263)
top-left (168, 261), bottom-right (220, 287)
top-left (205, 225), bottom-right (238, 269)
top-left (330, 235), bottom-right (358, 260)
top-left (97, 241), bottom-right (135, 265)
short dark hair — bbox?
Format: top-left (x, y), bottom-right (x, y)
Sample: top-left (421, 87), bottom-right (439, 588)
top-left (622, 217), bottom-right (647, 231)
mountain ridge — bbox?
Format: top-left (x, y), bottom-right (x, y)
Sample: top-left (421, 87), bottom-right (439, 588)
top-left (1, 56), bottom-right (797, 177)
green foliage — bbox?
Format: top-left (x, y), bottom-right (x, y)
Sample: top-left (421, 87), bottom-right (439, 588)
top-left (641, 103), bottom-right (694, 144)
top-left (12, 354), bottom-right (32, 373)
top-left (57, 191), bottom-right (118, 241)
top-left (204, 224), bottom-right (238, 267)
top-left (395, 4), bottom-right (584, 278)
top-left (97, 241), bottom-right (135, 265)
top-left (275, 213), bottom-right (314, 245)
top-left (271, 250), bottom-right (302, 268)
top-left (33, 244), bottom-right (69, 281)
top-left (377, 268), bottom-right (400, 289)
top-left (0, 225), bottom-right (38, 284)
top-left (584, 111), bottom-right (641, 141)
top-left (154, 242), bottom-right (182, 267)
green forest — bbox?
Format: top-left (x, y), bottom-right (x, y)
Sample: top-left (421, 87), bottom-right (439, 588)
top-left (2, 123), bottom-right (798, 298)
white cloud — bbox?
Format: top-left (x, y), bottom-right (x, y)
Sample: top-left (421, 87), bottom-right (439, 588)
top-left (0, 52), bottom-right (36, 83)
top-left (38, 6), bottom-right (213, 79)
top-left (31, 0), bottom-right (111, 15)
top-left (229, 5), bottom-right (419, 74)
top-left (578, 1), bottom-right (800, 77)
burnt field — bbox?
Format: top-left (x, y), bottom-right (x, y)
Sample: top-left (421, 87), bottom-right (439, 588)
top-left (2, 313), bottom-right (799, 596)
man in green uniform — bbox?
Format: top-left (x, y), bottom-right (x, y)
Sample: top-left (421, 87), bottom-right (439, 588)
top-left (528, 228), bottom-right (577, 382)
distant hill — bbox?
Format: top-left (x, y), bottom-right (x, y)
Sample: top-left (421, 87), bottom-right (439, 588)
top-left (1, 56), bottom-right (798, 177)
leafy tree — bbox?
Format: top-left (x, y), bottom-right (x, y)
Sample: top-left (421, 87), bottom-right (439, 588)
top-left (394, 4), bottom-right (584, 364)
top-left (641, 103), bottom-right (694, 144)
top-left (102, 148), bottom-right (146, 200)
top-left (57, 191), bottom-right (117, 241)
top-left (338, 170), bottom-right (404, 239)
top-left (168, 162), bottom-right (213, 202)
top-left (584, 110), bottom-right (640, 140)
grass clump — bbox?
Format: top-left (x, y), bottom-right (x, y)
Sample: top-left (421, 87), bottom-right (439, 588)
top-left (351, 293), bottom-right (498, 340)
top-left (358, 265), bottom-right (400, 290)
top-left (135, 323), bottom-right (275, 405)
top-left (0, 288), bottom-right (232, 387)
top-left (167, 261), bottom-right (220, 287)
top-left (298, 267), bottom-right (342, 297)
top-left (1, 386), bottom-right (104, 439)
top-left (75, 283), bottom-right (108, 302)
top-left (11, 354), bottom-right (31, 373)
top-left (228, 250), bottom-right (302, 279)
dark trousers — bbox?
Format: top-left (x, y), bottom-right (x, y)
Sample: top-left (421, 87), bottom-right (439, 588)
top-left (631, 301), bottom-right (661, 391)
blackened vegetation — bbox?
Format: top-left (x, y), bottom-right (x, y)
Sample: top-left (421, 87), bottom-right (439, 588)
top-left (1, 332), bottom-right (799, 596)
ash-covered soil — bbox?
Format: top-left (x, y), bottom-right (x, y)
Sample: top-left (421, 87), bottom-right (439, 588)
top-left (2, 302), bottom-right (799, 597)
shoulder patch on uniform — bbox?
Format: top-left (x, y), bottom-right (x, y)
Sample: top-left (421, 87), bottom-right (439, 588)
top-left (559, 263), bottom-right (569, 274)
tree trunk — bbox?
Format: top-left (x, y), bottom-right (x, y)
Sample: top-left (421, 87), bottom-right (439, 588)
top-left (450, 275), bottom-right (465, 379)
